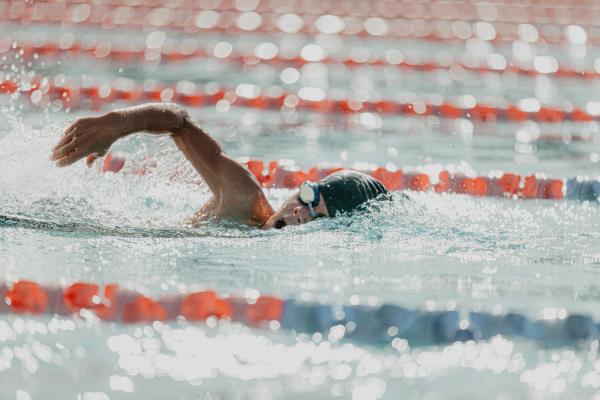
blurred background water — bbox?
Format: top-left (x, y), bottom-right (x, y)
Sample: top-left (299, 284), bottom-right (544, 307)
top-left (2, 1), bottom-right (600, 398)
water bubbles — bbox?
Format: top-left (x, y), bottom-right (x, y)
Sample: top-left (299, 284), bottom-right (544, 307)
top-left (486, 53), bottom-right (506, 70)
top-left (476, 3), bottom-right (498, 22)
top-left (515, 128), bottom-right (540, 144)
top-left (235, 0), bottom-right (260, 12)
top-left (145, 7), bottom-right (172, 27)
top-left (194, 10), bottom-right (220, 29)
top-left (451, 21), bottom-right (472, 40)
top-left (160, 88), bottom-right (174, 102)
top-left (30, 90), bottom-right (42, 105)
top-left (454, 119), bottom-right (474, 140)
top-left (215, 99), bottom-right (230, 113)
top-left (211, 41), bottom-right (232, 58)
top-left (350, 47), bottom-right (370, 63)
top-left (315, 15), bottom-right (345, 34)
top-left (276, 13), bottom-right (303, 33)
top-left (145, 31), bottom-right (165, 50)
top-left (68, 4), bottom-right (91, 23)
top-left (280, 68), bottom-right (300, 84)
top-left (352, 377), bottom-right (387, 400)
top-left (384, 49), bottom-right (403, 65)
top-left (254, 42), bottom-right (278, 60)
top-left (109, 375), bottom-right (134, 392)
top-left (94, 42), bottom-right (111, 58)
top-left (236, 83), bottom-right (260, 99)
top-left (300, 44), bottom-right (325, 62)
top-left (298, 87), bottom-right (325, 102)
top-left (565, 25), bottom-right (587, 44)
top-left (363, 18), bottom-right (388, 36)
top-left (58, 33), bottom-right (75, 50)
top-left (533, 56), bottom-right (558, 74)
top-left (519, 98), bottom-right (541, 113)
top-left (236, 12), bottom-right (262, 31)
top-left (473, 21), bottom-right (496, 41)
top-left (357, 113), bottom-right (382, 130)
top-left (512, 40), bottom-right (534, 61)
top-left (457, 95), bottom-right (476, 109)
top-left (586, 101), bottom-right (600, 116)
top-left (518, 24), bottom-right (539, 43)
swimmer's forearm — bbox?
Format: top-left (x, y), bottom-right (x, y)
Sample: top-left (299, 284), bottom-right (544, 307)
top-left (108, 103), bottom-right (189, 139)
top-left (109, 103), bottom-right (225, 167)
top-left (108, 103), bottom-right (233, 195)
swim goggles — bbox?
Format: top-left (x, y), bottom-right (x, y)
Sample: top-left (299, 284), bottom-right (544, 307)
top-left (299, 181), bottom-right (320, 218)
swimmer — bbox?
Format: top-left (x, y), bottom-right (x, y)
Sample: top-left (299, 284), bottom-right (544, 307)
top-left (50, 103), bottom-right (390, 229)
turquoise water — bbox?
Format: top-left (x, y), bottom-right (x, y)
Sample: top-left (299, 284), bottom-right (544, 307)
top-left (3, 18), bottom-right (600, 400)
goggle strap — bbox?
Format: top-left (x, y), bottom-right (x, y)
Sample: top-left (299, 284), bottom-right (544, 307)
top-left (307, 203), bottom-right (318, 218)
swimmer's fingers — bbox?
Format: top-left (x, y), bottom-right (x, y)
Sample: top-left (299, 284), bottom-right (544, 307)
top-left (56, 149), bottom-right (86, 167)
top-left (52, 137), bottom-right (78, 161)
top-left (85, 154), bottom-right (98, 167)
top-left (62, 117), bottom-right (93, 135)
top-left (53, 129), bottom-right (76, 153)
top-left (53, 117), bottom-right (95, 153)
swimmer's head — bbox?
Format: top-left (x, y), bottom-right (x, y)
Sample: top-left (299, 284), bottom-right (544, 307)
top-left (263, 170), bottom-right (390, 229)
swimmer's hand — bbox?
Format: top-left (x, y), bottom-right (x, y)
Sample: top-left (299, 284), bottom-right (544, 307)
top-left (51, 113), bottom-right (122, 167)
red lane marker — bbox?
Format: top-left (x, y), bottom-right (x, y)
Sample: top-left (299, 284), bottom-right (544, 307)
top-left (91, 154), bottom-right (567, 201)
top-left (181, 291), bottom-right (233, 321)
top-left (6, 281), bottom-right (48, 314)
top-left (64, 282), bottom-right (101, 312)
top-left (123, 296), bottom-right (168, 323)
top-left (0, 279), bottom-right (287, 325)
top-left (9, 0), bottom-right (600, 32)
top-left (245, 296), bottom-right (285, 326)
top-left (2, 40), bottom-right (595, 81)
top-left (3, 79), bottom-right (596, 124)
top-left (4, 3), bottom-right (600, 45)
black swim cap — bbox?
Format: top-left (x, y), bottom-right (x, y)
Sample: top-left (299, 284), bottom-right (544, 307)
top-left (317, 170), bottom-right (390, 217)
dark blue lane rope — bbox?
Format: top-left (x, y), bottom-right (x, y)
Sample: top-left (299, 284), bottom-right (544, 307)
top-left (281, 301), bottom-right (597, 347)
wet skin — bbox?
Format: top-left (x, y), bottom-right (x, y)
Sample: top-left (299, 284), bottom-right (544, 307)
top-left (50, 103), bottom-right (328, 229)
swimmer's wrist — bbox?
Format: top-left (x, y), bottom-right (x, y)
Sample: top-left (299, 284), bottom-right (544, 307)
top-left (104, 110), bottom-right (129, 141)
top-left (106, 103), bottom-right (189, 138)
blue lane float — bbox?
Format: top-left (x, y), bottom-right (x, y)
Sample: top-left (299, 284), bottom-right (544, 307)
top-left (280, 301), bottom-right (598, 347)
top-left (1, 280), bottom-right (598, 348)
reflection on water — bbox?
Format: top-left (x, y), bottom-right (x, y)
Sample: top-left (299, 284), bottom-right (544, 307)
top-left (2, 36), bottom-right (600, 396)
top-left (0, 314), bottom-right (599, 399)
top-left (1, 111), bottom-right (600, 397)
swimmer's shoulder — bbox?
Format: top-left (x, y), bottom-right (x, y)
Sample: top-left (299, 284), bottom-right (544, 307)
top-left (187, 192), bottom-right (272, 228)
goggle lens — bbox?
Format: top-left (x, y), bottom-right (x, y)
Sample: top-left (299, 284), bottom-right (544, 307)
top-left (299, 182), bottom-right (319, 218)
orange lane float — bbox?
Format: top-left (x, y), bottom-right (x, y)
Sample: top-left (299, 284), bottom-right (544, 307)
top-left (98, 154), bottom-right (567, 201)
top-left (243, 159), bottom-right (566, 200)
top-left (12, 0), bottom-right (600, 26)
top-left (0, 281), bottom-right (284, 328)
top-left (3, 79), bottom-right (598, 125)
top-left (4, 2), bottom-right (600, 45)
top-left (180, 290), bottom-right (233, 321)
top-left (6, 280), bottom-right (48, 314)
top-left (1, 279), bottom-right (599, 346)
top-left (2, 39), bottom-right (598, 81)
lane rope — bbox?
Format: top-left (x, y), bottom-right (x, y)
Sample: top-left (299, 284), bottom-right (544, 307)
top-left (7, 0), bottom-right (600, 40)
top-left (99, 154), bottom-right (600, 202)
top-left (11, 0), bottom-right (600, 26)
top-left (4, 3), bottom-right (600, 46)
top-left (4, 38), bottom-right (597, 81)
top-left (2, 79), bottom-right (597, 124)
top-left (0, 279), bottom-right (597, 347)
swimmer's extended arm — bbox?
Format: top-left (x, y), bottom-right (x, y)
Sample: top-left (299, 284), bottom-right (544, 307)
top-left (51, 103), bottom-right (274, 224)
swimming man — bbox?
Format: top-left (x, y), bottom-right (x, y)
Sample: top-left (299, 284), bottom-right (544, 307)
top-left (51, 103), bottom-right (389, 229)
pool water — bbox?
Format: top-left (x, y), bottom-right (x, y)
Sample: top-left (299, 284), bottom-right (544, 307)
top-left (3, 7), bottom-right (600, 400)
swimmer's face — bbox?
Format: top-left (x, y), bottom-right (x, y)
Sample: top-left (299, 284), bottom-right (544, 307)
top-left (263, 190), bottom-right (329, 229)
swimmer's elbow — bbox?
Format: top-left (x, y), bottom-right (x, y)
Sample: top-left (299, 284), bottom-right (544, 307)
top-left (159, 103), bottom-right (190, 134)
